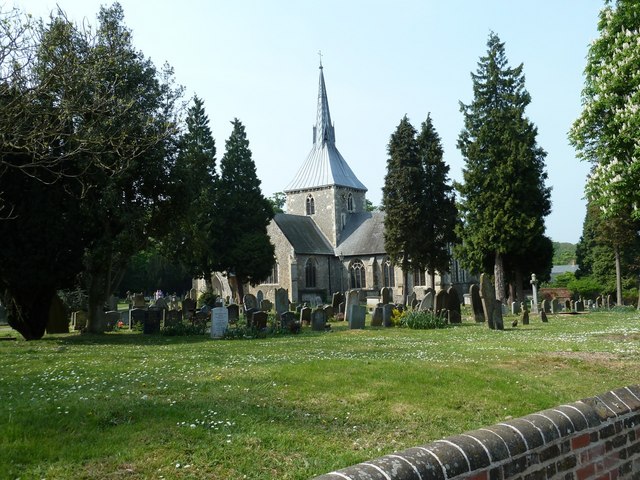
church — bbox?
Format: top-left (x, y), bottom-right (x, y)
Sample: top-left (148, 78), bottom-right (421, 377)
top-left (212, 64), bottom-right (472, 305)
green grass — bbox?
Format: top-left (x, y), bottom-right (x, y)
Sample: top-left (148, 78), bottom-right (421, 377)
top-left (1, 309), bottom-right (639, 479)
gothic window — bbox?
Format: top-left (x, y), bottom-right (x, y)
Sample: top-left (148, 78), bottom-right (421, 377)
top-left (306, 194), bottom-right (315, 215)
top-left (413, 269), bottom-right (426, 286)
top-left (305, 258), bottom-right (317, 288)
top-left (347, 192), bottom-right (354, 212)
top-left (349, 259), bottom-right (366, 289)
top-left (264, 262), bottom-right (279, 284)
top-left (383, 258), bottom-right (395, 288)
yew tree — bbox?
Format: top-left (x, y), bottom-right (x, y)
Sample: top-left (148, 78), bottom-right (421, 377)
top-left (456, 32), bottom-right (551, 305)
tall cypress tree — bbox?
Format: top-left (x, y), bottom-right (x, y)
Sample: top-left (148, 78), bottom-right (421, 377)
top-left (382, 116), bottom-right (423, 300)
top-left (415, 114), bottom-right (458, 288)
top-left (456, 32), bottom-right (551, 305)
top-left (214, 119), bottom-right (274, 303)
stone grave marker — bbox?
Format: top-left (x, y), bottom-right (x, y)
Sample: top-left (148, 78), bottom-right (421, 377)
top-left (479, 273), bottom-right (496, 329)
top-left (344, 290), bottom-right (359, 323)
top-left (311, 308), bottom-right (327, 331)
top-left (133, 293), bottom-right (146, 309)
top-left (521, 302), bottom-right (529, 325)
top-left (72, 311), bottom-right (88, 330)
top-left (104, 310), bottom-right (120, 332)
top-left (227, 304), bottom-right (239, 324)
top-left (46, 294), bottom-right (69, 334)
top-left (144, 308), bottom-right (161, 334)
top-left (371, 305), bottom-right (383, 326)
top-left (348, 305), bottom-right (366, 329)
top-left (470, 284), bottom-right (484, 322)
top-left (332, 292), bottom-right (344, 310)
top-left (411, 298), bottom-right (420, 310)
top-left (445, 287), bottom-right (461, 324)
top-left (165, 309), bottom-right (182, 328)
top-left (323, 305), bottom-right (334, 319)
top-left (587, 299), bottom-right (593, 309)
top-left (210, 307), bottom-right (229, 339)
top-left (300, 306), bottom-right (312, 325)
top-left (338, 302), bottom-right (345, 315)
top-left (382, 303), bottom-right (394, 327)
top-left (243, 294), bottom-right (258, 312)
top-left (154, 297), bottom-right (168, 310)
top-left (493, 300), bottom-right (504, 330)
top-left (540, 310), bottom-right (549, 323)
top-left (280, 311), bottom-right (297, 331)
top-left (182, 298), bottom-right (196, 320)
top-left (551, 299), bottom-right (559, 314)
top-left (407, 291), bottom-right (417, 308)
top-left (511, 301), bottom-right (521, 315)
top-left (570, 299), bottom-right (575, 311)
top-left (256, 290), bottom-right (264, 305)
top-left (108, 294), bottom-right (118, 312)
top-left (606, 294), bottom-right (612, 309)
top-left (260, 299), bottom-right (272, 312)
top-left (130, 308), bottom-right (146, 328)
top-left (541, 299), bottom-right (550, 314)
top-left (380, 287), bottom-right (393, 305)
top-left (274, 288), bottom-right (289, 315)
top-left (419, 291), bottom-right (434, 312)
top-left (189, 288), bottom-right (198, 301)
top-left (435, 289), bottom-right (447, 315)
top-left (564, 299), bottom-right (571, 312)
top-left (575, 299), bottom-right (585, 312)
top-left (251, 310), bottom-right (268, 330)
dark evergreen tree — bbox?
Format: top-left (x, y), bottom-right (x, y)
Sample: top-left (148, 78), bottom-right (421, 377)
top-left (415, 114), bottom-right (458, 288)
top-left (213, 119), bottom-right (275, 303)
top-left (166, 95), bottom-right (219, 280)
top-left (456, 32), bottom-right (551, 306)
top-left (382, 116), bottom-right (423, 300)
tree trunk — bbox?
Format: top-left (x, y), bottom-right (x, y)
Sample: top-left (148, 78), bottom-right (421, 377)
top-left (507, 280), bottom-right (515, 306)
top-left (429, 271), bottom-right (436, 291)
top-left (403, 268), bottom-right (409, 305)
top-left (515, 270), bottom-right (524, 305)
top-left (5, 287), bottom-right (53, 340)
top-left (86, 271), bottom-right (108, 334)
top-left (614, 245), bottom-right (623, 306)
top-left (236, 278), bottom-right (245, 309)
top-left (494, 251), bottom-right (506, 304)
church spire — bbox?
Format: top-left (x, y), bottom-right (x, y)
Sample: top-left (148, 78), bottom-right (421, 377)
top-left (313, 59), bottom-right (335, 146)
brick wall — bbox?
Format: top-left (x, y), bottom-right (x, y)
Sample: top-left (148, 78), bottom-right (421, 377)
top-left (313, 385), bottom-right (640, 480)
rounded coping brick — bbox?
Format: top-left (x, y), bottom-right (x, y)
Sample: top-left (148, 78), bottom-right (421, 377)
top-left (612, 386), bottom-right (640, 411)
top-left (570, 400), bottom-right (605, 428)
top-left (462, 429), bottom-right (511, 463)
top-left (553, 403), bottom-right (596, 432)
top-left (500, 417), bottom-right (545, 450)
top-left (438, 434), bottom-right (492, 471)
top-left (522, 411), bottom-right (566, 443)
top-left (420, 439), bottom-right (472, 478)
top-left (480, 424), bottom-right (528, 456)
top-left (625, 385), bottom-right (640, 403)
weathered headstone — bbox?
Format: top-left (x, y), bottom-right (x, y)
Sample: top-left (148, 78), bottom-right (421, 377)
top-left (72, 310), bottom-right (88, 330)
top-left (227, 304), bottom-right (239, 324)
top-left (46, 294), bottom-right (69, 334)
top-left (435, 289), bottom-right (447, 315)
top-left (154, 297), bottom-right (168, 310)
top-left (445, 287), bottom-right (462, 324)
top-left (419, 291), bottom-right (434, 312)
top-left (407, 292), bottom-right (417, 309)
top-left (108, 294), bottom-right (118, 312)
top-left (280, 311), bottom-right (297, 330)
top-left (382, 303), bottom-right (394, 327)
top-left (210, 307), bottom-right (229, 339)
top-left (551, 298), bottom-right (559, 314)
top-left (182, 298), bottom-right (196, 319)
top-left (332, 292), bottom-right (344, 310)
top-left (189, 288), bottom-right (198, 301)
top-left (348, 305), bottom-right (366, 329)
top-left (130, 308), bottom-right (146, 328)
top-left (344, 290), bottom-right (359, 324)
top-left (133, 293), bottom-right (146, 309)
top-left (575, 300), bottom-right (585, 312)
top-left (104, 310), bottom-right (120, 332)
top-left (338, 302), bottom-right (345, 315)
top-left (470, 284), bottom-right (484, 322)
top-left (540, 310), bottom-right (548, 323)
top-left (587, 299), bottom-right (593, 310)
top-left (323, 305), bottom-right (334, 319)
top-left (144, 308), bottom-right (161, 334)
top-left (311, 308), bottom-right (327, 331)
top-left (256, 290), bottom-right (264, 306)
top-left (521, 302), bottom-right (529, 325)
top-left (570, 299), bottom-right (575, 312)
top-left (606, 294), bottom-right (612, 310)
top-left (564, 299), bottom-right (571, 312)
top-left (380, 287), bottom-right (393, 305)
top-left (479, 273), bottom-right (496, 329)
top-left (251, 310), bottom-right (268, 330)
top-left (165, 309), bottom-right (182, 328)
top-left (243, 294), bottom-right (258, 312)
top-left (371, 305), bottom-right (383, 326)
top-left (511, 301), bottom-right (521, 315)
top-left (274, 288), bottom-right (289, 315)
top-left (493, 300), bottom-right (504, 330)
top-left (541, 299), bottom-right (550, 314)
top-left (260, 299), bottom-right (272, 312)
top-left (300, 306), bottom-right (312, 325)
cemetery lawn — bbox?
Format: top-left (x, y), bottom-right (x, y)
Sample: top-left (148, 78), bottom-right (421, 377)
top-left (1, 310), bottom-right (639, 479)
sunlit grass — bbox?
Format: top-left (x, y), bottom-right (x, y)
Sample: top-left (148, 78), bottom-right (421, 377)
top-left (1, 309), bottom-right (639, 479)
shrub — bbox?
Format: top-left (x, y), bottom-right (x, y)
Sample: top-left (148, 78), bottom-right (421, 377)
top-left (400, 310), bottom-right (448, 330)
top-left (568, 276), bottom-right (603, 299)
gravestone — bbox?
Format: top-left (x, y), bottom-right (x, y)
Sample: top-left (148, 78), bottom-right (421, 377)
top-left (479, 273), bottom-right (496, 329)
top-left (521, 302), bottom-right (529, 325)
top-left (154, 297), bottom-right (168, 310)
top-left (407, 292), bottom-right (417, 309)
top-left (165, 309), bottom-right (182, 328)
top-left (511, 302), bottom-right (521, 315)
top-left (587, 299), bottom-right (593, 310)
top-left (338, 302), bottom-right (345, 315)
top-left (541, 299), bottom-right (550, 314)
top-left (575, 300), bottom-right (585, 312)
top-left (300, 306), bottom-right (312, 325)
top-left (243, 294), bottom-right (258, 312)
top-left (256, 290), bottom-right (264, 306)
top-left (348, 305), bottom-right (366, 329)
top-left (570, 299), bottom-right (575, 311)
top-left (280, 311), bottom-right (297, 330)
top-left (445, 287), bottom-right (461, 324)
top-left (382, 303), bottom-right (394, 327)
top-left (144, 308), bottom-right (161, 334)
top-left (227, 304), bottom-right (239, 324)
top-left (411, 298), bottom-right (420, 310)
top-left (493, 300), bottom-right (504, 330)
top-left (104, 310), bottom-right (120, 331)
top-left (133, 293), bottom-right (146, 309)
top-left (419, 291), bottom-right (434, 312)
top-left (108, 294), bottom-right (118, 312)
top-left (540, 310), bottom-right (548, 323)
top-left (311, 308), bottom-right (327, 331)
top-left (130, 308), bottom-right (147, 328)
top-left (189, 288), bottom-right (198, 301)
top-left (169, 295), bottom-right (180, 310)
top-left (470, 284), bottom-right (484, 322)
top-left (274, 288), bottom-right (289, 315)
top-left (210, 307), bottom-right (229, 339)
top-left (260, 299), bottom-right (272, 312)
top-left (72, 311), bottom-right (88, 330)
top-left (564, 299), bottom-right (571, 312)
top-left (371, 306), bottom-right (383, 327)
top-left (46, 294), bottom-right (69, 334)
top-left (344, 290), bottom-right (359, 324)
top-left (182, 298), bottom-right (196, 320)
top-left (380, 287), bottom-right (393, 305)
top-left (435, 289), bottom-right (447, 315)
top-left (551, 299), bottom-right (560, 314)
top-left (332, 292), bottom-right (344, 310)
top-left (251, 310), bottom-right (268, 330)
top-left (323, 305), bottom-right (334, 319)
top-left (606, 294), bottom-right (612, 309)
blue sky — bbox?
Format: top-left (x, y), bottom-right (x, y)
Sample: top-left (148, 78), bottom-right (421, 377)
top-left (18, 0), bottom-right (603, 243)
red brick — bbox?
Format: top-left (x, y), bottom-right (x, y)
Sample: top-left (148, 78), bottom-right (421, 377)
top-left (610, 468), bottom-right (619, 480)
top-left (577, 464), bottom-right (595, 480)
top-left (573, 434), bottom-right (592, 450)
top-left (465, 473), bottom-right (488, 480)
top-left (587, 444), bottom-right (606, 460)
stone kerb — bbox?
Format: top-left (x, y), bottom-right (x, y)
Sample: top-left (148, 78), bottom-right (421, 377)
top-left (312, 385), bottom-right (640, 480)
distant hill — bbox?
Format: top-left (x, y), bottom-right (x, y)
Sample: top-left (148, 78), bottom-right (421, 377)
top-left (552, 242), bottom-right (576, 265)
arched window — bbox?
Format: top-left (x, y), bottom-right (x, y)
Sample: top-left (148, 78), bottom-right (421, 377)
top-left (264, 262), bottom-right (279, 284)
top-left (306, 195), bottom-right (315, 215)
top-left (413, 269), bottom-right (426, 287)
top-left (383, 258), bottom-right (395, 288)
top-left (347, 192), bottom-right (354, 212)
top-left (305, 258), bottom-right (317, 288)
top-left (349, 259), bottom-right (366, 289)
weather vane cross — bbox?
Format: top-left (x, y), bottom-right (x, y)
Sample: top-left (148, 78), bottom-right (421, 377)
top-left (318, 50), bottom-right (323, 68)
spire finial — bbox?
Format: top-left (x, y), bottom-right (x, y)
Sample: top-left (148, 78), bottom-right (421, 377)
top-left (318, 50), bottom-right (323, 69)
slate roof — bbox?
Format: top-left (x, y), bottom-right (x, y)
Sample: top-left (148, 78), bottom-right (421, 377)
top-left (337, 211), bottom-right (386, 256)
top-left (284, 66), bottom-right (366, 193)
top-left (273, 214), bottom-right (334, 255)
